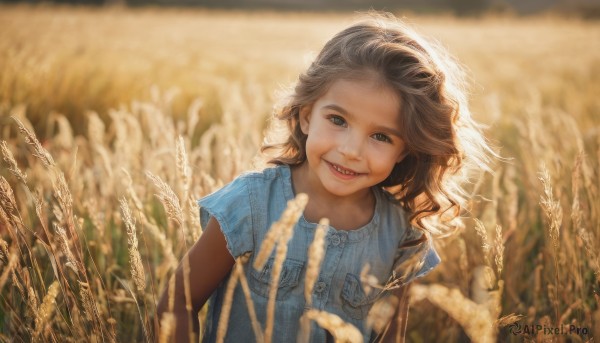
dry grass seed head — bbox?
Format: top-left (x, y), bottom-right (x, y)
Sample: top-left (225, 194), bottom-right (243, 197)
top-left (124, 174), bottom-right (178, 274)
top-left (187, 196), bottom-right (202, 241)
top-left (264, 193), bottom-right (308, 343)
top-left (176, 135), bottom-right (191, 194)
top-left (410, 284), bottom-right (495, 343)
top-left (304, 309), bottom-right (363, 343)
top-left (54, 223), bottom-right (79, 274)
top-left (393, 247), bottom-right (425, 286)
top-left (0, 238), bottom-right (9, 263)
top-left (233, 256), bottom-right (264, 342)
top-left (11, 270), bottom-right (24, 299)
top-left (158, 312), bottom-right (175, 343)
top-left (538, 163), bottom-right (562, 250)
top-left (0, 140), bottom-right (27, 184)
top-left (474, 219), bottom-right (492, 258)
top-left (494, 225), bottom-right (504, 276)
top-left (367, 295), bottom-right (399, 334)
top-left (0, 251), bottom-right (18, 293)
top-left (571, 151), bottom-right (583, 230)
top-left (216, 265), bottom-right (240, 343)
top-left (167, 274), bottom-right (176, 313)
top-left (359, 264), bottom-right (381, 296)
top-left (253, 193), bottom-right (308, 271)
top-left (578, 228), bottom-right (600, 283)
top-left (182, 254), bottom-right (196, 343)
top-left (78, 280), bottom-right (100, 325)
top-left (0, 176), bottom-right (17, 217)
top-left (305, 218), bottom-right (329, 306)
top-left (119, 198), bottom-right (146, 292)
top-left (33, 281), bottom-right (61, 340)
top-left (494, 313), bottom-right (524, 328)
top-left (146, 171), bottom-right (185, 228)
top-left (13, 116), bottom-right (55, 168)
top-left (28, 286), bottom-right (39, 312)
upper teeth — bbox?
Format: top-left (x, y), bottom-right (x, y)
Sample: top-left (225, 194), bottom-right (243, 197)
top-left (333, 164), bottom-right (355, 175)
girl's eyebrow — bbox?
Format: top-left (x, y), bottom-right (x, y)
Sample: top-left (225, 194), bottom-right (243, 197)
top-left (322, 104), bottom-right (402, 138)
top-left (323, 104), bottom-right (348, 115)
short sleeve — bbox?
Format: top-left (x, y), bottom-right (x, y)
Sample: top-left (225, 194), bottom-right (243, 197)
top-left (392, 227), bottom-right (441, 285)
top-left (197, 176), bottom-right (254, 259)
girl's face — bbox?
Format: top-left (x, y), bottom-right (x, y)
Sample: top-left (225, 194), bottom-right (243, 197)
top-left (299, 76), bottom-right (407, 200)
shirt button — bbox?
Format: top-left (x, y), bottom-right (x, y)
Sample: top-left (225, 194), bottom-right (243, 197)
top-left (330, 235), bottom-right (341, 246)
top-left (315, 281), bottom-right (326, 293)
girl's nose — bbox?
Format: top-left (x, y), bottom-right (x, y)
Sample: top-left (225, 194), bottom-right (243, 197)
top-left (337, 131), bottom-right (363, 160)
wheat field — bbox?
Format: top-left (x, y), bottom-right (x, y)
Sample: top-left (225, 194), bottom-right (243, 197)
top-left (0, 5), bottom-right (599, 342)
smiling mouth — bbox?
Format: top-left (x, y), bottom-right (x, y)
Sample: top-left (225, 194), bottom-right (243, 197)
top-left (327, 161), bottom-right (361, 176)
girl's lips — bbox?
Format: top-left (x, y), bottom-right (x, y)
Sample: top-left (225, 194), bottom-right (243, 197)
top-left (325, 161), bottom-right (362, 180)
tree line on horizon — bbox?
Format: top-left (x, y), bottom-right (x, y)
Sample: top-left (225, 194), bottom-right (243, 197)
top-left (2, 0), bottom-right (600, 17)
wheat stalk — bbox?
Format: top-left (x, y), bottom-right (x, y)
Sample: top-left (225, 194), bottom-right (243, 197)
top-left (0, 140), bottom-right (27, 184)
top-left (122, 169), bottom-right (178, 272)
top-left (253, 193), bottom-right (308, 271)
top-left (182, 254), bottom-right (195, 343)
top-left (411, 284), bottom-right (495, 343)
top-left (367, 295), bottom-right (399, 334)
top-left (12, 116), bottom-right (55, 168)
top-left (494, 225), bottom-right (504, 276)
top-left (234, 254), bottom-right (264, 342)
top-left (265, 193), bottom-right (308, 343)
top-left (120, 198), bottom-right (146, 292)
top-left (158, 312), bottom-right (175, 343)
top-left (539, 163), bottom-right (562, 251)
top-left (54, 223), bottom-right (79, 274)
top-left (0, 250), bottom-right (18, 293)
top-left (304, 218), bottom-right (329, 306)
top-left (538, 163), bottom-right (563, 322)
top-left (33, 281), bottom-right (60, 341)
top-left (0, 176), bottom-right (18, 219)
top-left (167, 274), bottom-right (176, 313)
top-left (301, 309), bottom-right (363, 343)
top-left (146, 171), bottom-right (186, 230)
top-left (474, 219), bottom-right (496, 288)
top-left (215, 262), bottom-right (240, 343)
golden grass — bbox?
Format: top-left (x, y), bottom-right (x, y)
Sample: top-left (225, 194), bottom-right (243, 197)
top-left (0, 4), bottom-right (599, 342)
top-left (305, 218), bottom-right (329, 306)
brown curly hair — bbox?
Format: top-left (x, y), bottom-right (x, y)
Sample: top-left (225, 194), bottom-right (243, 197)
top-left (261, 13), bottom-right (494, 234)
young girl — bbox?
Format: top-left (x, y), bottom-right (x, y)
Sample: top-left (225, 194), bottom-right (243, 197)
top-left (157, 12), bottom-right (492, 342)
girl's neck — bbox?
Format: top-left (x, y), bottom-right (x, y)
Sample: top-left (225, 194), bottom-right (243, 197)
top-left (290, 163), bottom-right (376, 231)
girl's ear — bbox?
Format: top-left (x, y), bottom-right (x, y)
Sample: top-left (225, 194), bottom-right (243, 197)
top-left (299, 105), bottom-right (312, 134)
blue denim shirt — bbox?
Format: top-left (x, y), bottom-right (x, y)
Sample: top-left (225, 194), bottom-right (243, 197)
top-left (198, 165), bottom-right (440, 342)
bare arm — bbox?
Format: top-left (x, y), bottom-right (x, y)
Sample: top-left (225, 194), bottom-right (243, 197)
top-left (156, 217), bottom-right (235, 343)
top-left (377, 283), bottom-right (411, 343)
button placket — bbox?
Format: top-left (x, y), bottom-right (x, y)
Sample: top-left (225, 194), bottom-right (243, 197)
top-left (331, 235), bottom-right (341, 246)
top-left (312, 231), bottom-right (347, 309)
top-left (314, 281), bottom-right (326, 293)
top-left (329, 232), bottom-right (348, 248)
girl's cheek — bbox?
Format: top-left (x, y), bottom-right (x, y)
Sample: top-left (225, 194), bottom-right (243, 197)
top-left (370, 147), bottom-right (398, 165)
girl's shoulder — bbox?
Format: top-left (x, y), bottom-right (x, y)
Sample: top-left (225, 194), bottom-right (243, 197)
top-left (199, 164), bottom-right (292, 212)
top-left (197, 165), bottom-right (293, 258)
top-left (238, 164), bottom-right (290, 182)
top-left (227, 164), bottom-right (292, 196)
top-left (206, 164), bottom-right (290, 193)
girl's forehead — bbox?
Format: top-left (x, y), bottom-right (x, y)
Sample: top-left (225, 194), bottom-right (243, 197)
top-left (315, 70), bottom-right (397, 100)
top-left (320, 76), bottom-right (400, 107)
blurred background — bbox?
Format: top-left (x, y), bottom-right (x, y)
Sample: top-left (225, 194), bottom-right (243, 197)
top-left (2, 0), bottom-right (600, 17)
top-left (0, 0), bottom-right (599, 342)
